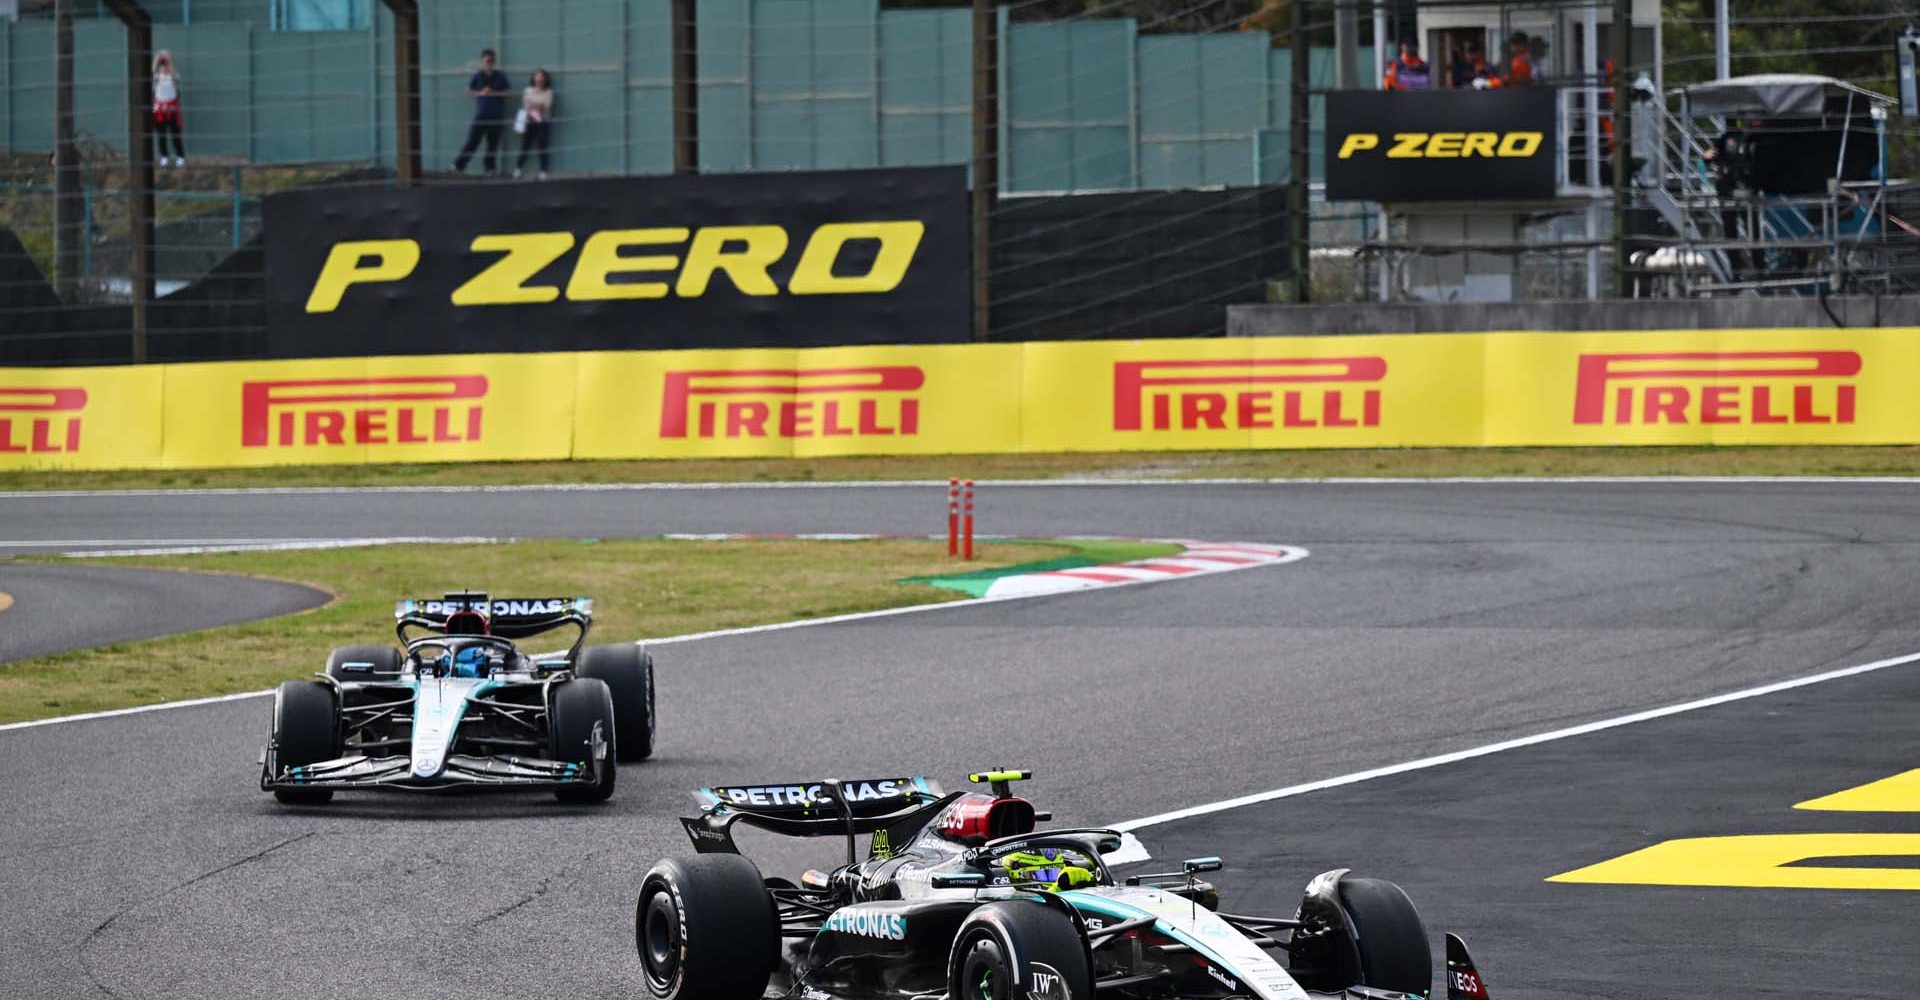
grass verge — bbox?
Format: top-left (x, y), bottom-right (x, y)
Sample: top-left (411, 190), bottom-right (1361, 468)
top-left (0, 536), bottom-right (1177, 726)
top-left (5, 446), bottom-right (1920, 494)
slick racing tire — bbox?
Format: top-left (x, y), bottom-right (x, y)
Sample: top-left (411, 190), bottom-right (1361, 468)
top-left (271, 680), bottom-right (339, 805)
top-left (1339, 878), bottom-right (1432, 998)
top-left (949, 902), bottom-right (1092, 1000)
top-left (325, 645), bottom-right (404, 682)
top-left (635, 855), bottom-right (779, 1000)
top-left (577, 643), bottom-right (655, 762)
top-left (549, 678), bottom-right (617, 803)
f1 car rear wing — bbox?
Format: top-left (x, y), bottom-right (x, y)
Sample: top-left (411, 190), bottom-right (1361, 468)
top-left (682, 777), bottom-right (950, 860)
top-left (395, 593), bottom-right (592, 639)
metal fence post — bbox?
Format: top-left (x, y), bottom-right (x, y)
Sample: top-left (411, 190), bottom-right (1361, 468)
top-left (1289, 0), bottom-right (1312, 303)
top-left (231, 164), bottom-right (243, 250)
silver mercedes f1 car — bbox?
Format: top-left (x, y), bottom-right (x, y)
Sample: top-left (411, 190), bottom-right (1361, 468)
top-left (635, 769), bottom-right (1492, 1000)
top-left (259, 591), bottom-right (654, 804)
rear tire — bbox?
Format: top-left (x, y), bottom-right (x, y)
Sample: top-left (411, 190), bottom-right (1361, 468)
top-left (549, 678), bottom-right (617, 803)
top-left (577, 643), bottom-right (655, 761)
top-left (635, 855), bottom-right (778, 1000)
top-left (949, 901), bottom-right (1090, 1000)
top-left (1339, 877), bottom-right (1432, 997)
top-left (324, 645), bottom-right (404, 682)
top-left (270, 680), bottom-right (339, 805)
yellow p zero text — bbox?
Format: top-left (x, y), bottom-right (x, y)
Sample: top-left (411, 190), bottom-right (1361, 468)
top-left (302, 222), bottom-right (927, 313)
top-left (1336, 131), bottom-right (1544, 160)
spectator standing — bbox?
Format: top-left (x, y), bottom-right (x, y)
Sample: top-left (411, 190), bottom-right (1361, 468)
top-left (1382, 42), bottom-right (1431, 91)
top-left (513, 69), bottom-right (555, 180)
top-left (453, 48), bottom-right (511, 176)
top-left (152, 50), bottom-right (186, 167)
top-left (1503, 32), bottom-right (1536, 86)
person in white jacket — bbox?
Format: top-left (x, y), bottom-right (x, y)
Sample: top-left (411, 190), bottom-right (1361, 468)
top-left (514, 69), bottom-right (555, 179)
top-left (153, 50), bottom-right (186, 167)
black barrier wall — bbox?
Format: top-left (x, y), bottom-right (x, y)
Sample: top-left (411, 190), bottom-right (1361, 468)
top-left (988, 186), bottom-right (1291, 341)
top-left (1324, 88), bottom-right (1559, 202)
top-left (261, 166), bottom-right (970, 357)
top-left (4, 169), bottom-right (1301, 365)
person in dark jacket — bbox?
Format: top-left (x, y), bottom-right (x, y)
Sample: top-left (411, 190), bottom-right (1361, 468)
top-left (453, 48), bottom-right (511, 175)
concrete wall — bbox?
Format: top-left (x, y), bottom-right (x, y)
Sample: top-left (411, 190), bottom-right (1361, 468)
top-left (1228, 297), bottom-right (1920, 336)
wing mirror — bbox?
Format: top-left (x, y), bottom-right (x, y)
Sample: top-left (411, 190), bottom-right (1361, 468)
top-left (1183, 857), bottom-right (1223, 874)
top-left (930, 872), bottom-right (988, 890)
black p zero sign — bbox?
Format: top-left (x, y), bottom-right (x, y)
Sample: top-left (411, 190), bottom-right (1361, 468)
top-left (1324, 88), bottom-right (1558, 202)
top-left (262, 166), bottom-right (969, 358)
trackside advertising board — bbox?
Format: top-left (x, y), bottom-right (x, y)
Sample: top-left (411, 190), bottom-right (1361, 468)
top-left (1324, 88), bottom-right (1558, 202)
top-left (3, 329), bottom-right (1917, 469)
top-left (261, 167), bottom-right (970, 357)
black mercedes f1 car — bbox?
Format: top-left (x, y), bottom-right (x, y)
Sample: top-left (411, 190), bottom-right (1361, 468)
top-left (634, 770), bottom-right (1493, 1000)
top-left (259, 592), bottom-right (655, 804)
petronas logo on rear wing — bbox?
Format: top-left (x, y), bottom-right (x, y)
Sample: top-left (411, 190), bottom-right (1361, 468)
top-left (693, 777), bottom-right (939, 817)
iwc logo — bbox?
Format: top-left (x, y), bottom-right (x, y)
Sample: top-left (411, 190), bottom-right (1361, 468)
top-left (1027, 962), bottom-right (1072, 1000)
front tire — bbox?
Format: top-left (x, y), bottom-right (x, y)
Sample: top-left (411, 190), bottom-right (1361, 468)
top-left (549, 677), bottom-right (617, 803)
top-left (635, 855), bottom-right (779, 1000)
top-left (1339, 878), bottom-right (1431, 996)
top-left (270, 680), bottom-right (339, 805)
top-left (949, 901), bottom-right (1091, 1000)
top-left (577, 643), bottom-right (655, 761)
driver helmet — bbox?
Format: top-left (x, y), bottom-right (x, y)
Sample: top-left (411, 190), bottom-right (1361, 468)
top-left (998, 848), bottom-right (1096, 892)
top-left (448, 645), bottom-right (493, 678)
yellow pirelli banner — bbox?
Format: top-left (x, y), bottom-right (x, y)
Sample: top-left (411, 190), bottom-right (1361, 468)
top-left (0, 366), bottom-right (164, 470)
top-left (572, 344), bottom-right (1023, 459)
top-left (1, 328), bottom-right (1916, 470)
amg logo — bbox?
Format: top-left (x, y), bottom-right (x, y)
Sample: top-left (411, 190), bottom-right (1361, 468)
top-left (0, 386), bottom-right (85, 454)
top-left (1113, 358), bottom-right (1387, 432)
top-left (659, 367), bottom-right (923, 439)
top-left (1572, 351), bottom-right (1860, 426)
top-left (241, 376), bottom-right (487, 447)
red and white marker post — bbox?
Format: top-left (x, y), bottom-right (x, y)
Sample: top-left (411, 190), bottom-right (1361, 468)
top-left (948, 479), bottom-right (960, 557)
top-left (962, 480), bottom-right (975, 561)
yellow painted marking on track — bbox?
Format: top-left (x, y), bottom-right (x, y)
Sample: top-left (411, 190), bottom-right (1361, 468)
top-left (0, 591), bottom-right (12, 614)
top-left (1794, 768), bottom-right (1920, 812)
top-left (1548, 834), bottom-right (1920, 891)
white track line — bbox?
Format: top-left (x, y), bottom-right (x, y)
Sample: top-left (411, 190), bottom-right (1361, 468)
top-left (53, 537), bottom-right (512, 557)
top-left (1112, 649), bottom-right (1920, 832)
top-left (2, 475), bottom-right (1919, 501)
top-left (0, 542), bottom-right (1309, 734)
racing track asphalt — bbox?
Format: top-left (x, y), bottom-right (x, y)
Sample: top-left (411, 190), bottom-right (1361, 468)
top-left (1, 482), bottom-right (1917, 1000)
top-left (0, 562), bottom-right (329, 664)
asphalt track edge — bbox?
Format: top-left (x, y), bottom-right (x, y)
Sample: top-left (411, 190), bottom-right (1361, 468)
top-left (1111, 648), bottom-right (1920, 831)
